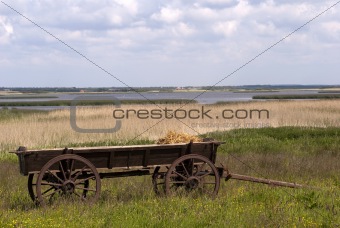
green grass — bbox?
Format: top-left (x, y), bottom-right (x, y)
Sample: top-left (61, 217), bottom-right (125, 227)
top-left (205, 127), bottom-right (340, 155)
top-left (0, 185), bottom-right (337, 227)
top-left (253, 94), bottom-right (340, 99)
top-left (0, 99), bottom-right (197, 107)
top-left (0, 127), bottom-right (339, 227)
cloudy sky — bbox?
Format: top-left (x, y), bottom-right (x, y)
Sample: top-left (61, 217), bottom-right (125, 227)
top-left (0, 0), bottom-right (340, 87)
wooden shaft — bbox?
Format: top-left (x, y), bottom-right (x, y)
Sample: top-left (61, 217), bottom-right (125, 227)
top-left (229, 173), bottom-right (303, 188)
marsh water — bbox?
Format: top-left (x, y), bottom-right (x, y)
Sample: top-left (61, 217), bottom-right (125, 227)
top-left (0, 90), bottom-right (322, 110)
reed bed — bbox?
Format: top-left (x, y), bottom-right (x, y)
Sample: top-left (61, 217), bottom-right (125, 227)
top-left (0, 100), bottom-right (340, 155)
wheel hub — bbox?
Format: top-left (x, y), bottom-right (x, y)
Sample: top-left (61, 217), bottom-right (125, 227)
top-left (185, 177), bottom-right (200, 190)
top-left (62, 180), bottom-right (75, 194)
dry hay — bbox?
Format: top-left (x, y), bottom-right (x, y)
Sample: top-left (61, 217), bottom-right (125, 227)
top-left (156, 131), bottom-right (203, 144)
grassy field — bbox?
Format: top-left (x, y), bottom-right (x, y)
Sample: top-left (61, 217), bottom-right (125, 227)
top-left (0, 100), bottom-right (339, 227)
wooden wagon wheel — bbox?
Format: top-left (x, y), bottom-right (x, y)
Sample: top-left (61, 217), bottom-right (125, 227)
top-left (28, 173), bottom-right (38, 202)
top-left (28, 173), bottom-right (90, 203)
top-left (165, 154), bottom-right (220, 198)
top-left (36, 154), bottom-right (101, 206)
top-left (152, 166), bottom-right (166, 195)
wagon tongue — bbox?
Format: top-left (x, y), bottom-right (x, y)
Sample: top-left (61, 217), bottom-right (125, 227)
top-left (226, 173), bottom-right (303, 188)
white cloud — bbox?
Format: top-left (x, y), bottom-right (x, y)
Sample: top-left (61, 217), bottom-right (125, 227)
top-left (0, 16), bottom-right (13, 44)
top-left (204, 0), bottom-right (235, 4)
top-left (213, 20), bottom-right (238, 37)
top-left (252, 21), bottom-right (277, 36)
top-left (232, 0), bottom-right (252, 17)
top-left (188, 6), bottom-right (218, 21)
top-left (108, 14), bottom-right (123, 25)
top-left (118, 38), bottom-right (133, 48)
top-left (322, 21), bottom-right (340, 33)
top-left (173, 22), bottom-right (195, 37)
top-left (151, 7), bottom-right (182, 23)
top-left (114, 0), bottom-right (138, 15)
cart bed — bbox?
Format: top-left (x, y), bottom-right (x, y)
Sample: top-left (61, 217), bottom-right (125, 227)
top-left (14, 142), bottom-right (222, 175)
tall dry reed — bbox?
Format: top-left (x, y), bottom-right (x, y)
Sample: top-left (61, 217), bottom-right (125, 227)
top-left (0, 100), bottom-right (339, 151)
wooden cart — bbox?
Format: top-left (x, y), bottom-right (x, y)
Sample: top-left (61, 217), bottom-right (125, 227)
top-left (13, 141), bottom-right (302, 205)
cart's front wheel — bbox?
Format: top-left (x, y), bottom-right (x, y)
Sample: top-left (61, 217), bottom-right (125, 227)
top-left (36, 154), bottom-right (101, 206)
top-left (152, 166), bottom-right (166, 195)
top-left (165, 154), bottom-right (220, 198)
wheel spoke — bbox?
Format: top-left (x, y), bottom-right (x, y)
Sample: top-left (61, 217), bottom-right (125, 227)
top-left (172, 171), bottom-right (188, 181)
top-left (47, 169), bottom-right (64, 183)
top-left (48, 189), bottom-right (62, 201)
top-left (72, 166), bottom-right (88, 181)
top-left (190, 159), bottom-right (194, 175)
top-left (41, 186), bottom-right (54, 195)
top-left (169, 181), bottom-right (186, 184)
top-left (42, 188), bottom-right (61, 198)
top-left (74, 186), bottom-right (97, 192)
top-left (180, 162), bottom-right (190, 177)
top-left (195, 162), bottom-right (206, 176)
top-left (59, 161), bottom-right (67, 180)
top-left (73, 191), bottom-right (82, 198)
top-left (74, 175), bottom-right (95, 185)
top-left (69, 159), bottom-right (75, 180)
top-left (41, 181), bottom-right (62, 187)
top-left (197, 171), bottom-right (212, 179)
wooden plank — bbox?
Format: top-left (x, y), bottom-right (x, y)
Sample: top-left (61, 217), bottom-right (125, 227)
top-left (180, 146), bottom-right (186, 157)
top-left (143, 149), bottom-right (150, 167)
top-left (12, 142), bottom-right (213, 155)
top-left (108, 151), bottom-right (115, 169)
top-left (99, 169), bottom-right (151, 179)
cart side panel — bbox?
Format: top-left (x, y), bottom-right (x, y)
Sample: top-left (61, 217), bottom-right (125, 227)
top-left (17, 150), bottom-right (64, 175)
top-left (148, 147), bottom-right (185, 166)
top-left (77, 147), bottom-right (187, 168)
top-left (76, 150), bottom-right (145, 169)
top-left (190, 143), bottom-right (217, 163)
top-left (17, 153), bottom-right (27, 175)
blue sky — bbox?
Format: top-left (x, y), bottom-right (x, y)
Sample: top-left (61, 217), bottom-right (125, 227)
top-left (0, 0), bottom-right (340, 87)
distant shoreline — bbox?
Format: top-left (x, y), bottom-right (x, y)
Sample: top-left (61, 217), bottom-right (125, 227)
top-left (1, 84), bottom-right (340, 95)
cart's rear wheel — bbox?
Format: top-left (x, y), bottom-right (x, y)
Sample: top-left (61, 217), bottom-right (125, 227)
top-left (36, 154), bottom-right (101, 206)
top-left (28, 173), bottom-right (37, 202)
top-left (165, 154), bottom-right (220, 198)
top-left (29, 173), bottom-right (90, 204)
